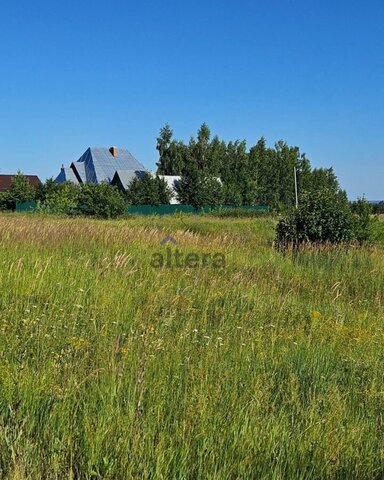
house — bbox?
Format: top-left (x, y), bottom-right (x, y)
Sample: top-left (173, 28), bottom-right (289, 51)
top-left (56, 146), bottom-right (182, 203)
top-left (55, 146), bottom-right (147, 185)
top-left (0, 174), bottom-right (41, 192)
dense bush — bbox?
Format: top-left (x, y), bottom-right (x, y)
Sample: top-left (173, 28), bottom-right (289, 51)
top-left (35, 178), bottom-right (64, 203)
top-left (76, 183), bottom-right (127, 218)
top-left (39, 182), bottom-right (79, 215)
top-left (275, 190), bottom-right (372, 249)
top-left (37, 182), bottom-right (127, 218)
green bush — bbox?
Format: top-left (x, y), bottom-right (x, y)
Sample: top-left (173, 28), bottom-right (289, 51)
top-left (76, 183), bottom-right (127, 218)
top-left (35, 178), bottom-right (64, 203)
top-left (39, 182), bottom-right (79, 215)
top-left (37, 181), bottom-right (127, 218)
top-left (275, 189), bottom-right (368, 249)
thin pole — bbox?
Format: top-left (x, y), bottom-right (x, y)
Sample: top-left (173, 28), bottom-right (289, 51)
top-left (294, 167), bottom-right (298, 209)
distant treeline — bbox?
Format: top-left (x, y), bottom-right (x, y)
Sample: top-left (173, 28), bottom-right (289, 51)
top-left (371, 202), bottom-right (384, 214)
top-left (156, 123), bottom-right (342, 210)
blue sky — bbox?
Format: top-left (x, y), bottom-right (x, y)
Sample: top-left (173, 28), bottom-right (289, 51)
top-left (1, 0), bottom-right (383, 199)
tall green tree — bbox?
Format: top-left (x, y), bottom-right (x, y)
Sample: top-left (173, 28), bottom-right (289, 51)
top-left (126, 173), bottom-right (173, 206)
top-left (176, 161), bottom-right (223, 209)
top-left (307, 168), bottom-right (340, 194)
top-left (156, 124), bottom-right (189, 175)
top-left (156, 124), bottom-right (174, 175)
top-left (195, 122), bottom-right (211, 170)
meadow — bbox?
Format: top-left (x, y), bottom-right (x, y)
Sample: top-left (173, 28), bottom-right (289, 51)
top-left (0, 213), bottom-right (383, 479)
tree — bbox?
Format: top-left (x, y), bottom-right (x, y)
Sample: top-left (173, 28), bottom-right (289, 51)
top-left (220, 140), bottom-right (253, 205)
top-left (156, 124), bottom-right (174, 175)
top-left (176, 161), bottom-right (223, 209)
top-left (208, 136), bottom-right (227, 176)
top-left (4, 171), bottom-right (36, 210)
top-left (154, 123), bottom-right (349, 213)
top-left (296, 153), bottom-right (312, 198)
top-left (195, 122), bottom-right (211, 170)
top-left (372, 201), bottom-right (384, 214)
top-left (249, 138), bottom-right (280, 209)
top-left (222, 182), bottom-right (243, 206)
top-left (126, 173), bottom-right (173, 206)
top-left (307, 168), bottom-right (340, 194)
top-left (350, 197), bottom-right (373, 243)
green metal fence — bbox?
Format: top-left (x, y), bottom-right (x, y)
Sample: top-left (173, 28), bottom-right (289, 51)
top-left (126, 205), bottom-right (270, 215)
top-left (15, 202), bottom-right (270, 216)
top-left (16, 201), bottom-right (37, 212)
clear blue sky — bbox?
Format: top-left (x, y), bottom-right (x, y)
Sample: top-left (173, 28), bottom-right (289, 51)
top-left (1, 0), bottom-right (383, 199)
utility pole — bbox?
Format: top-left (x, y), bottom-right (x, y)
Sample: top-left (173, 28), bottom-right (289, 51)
top-left (294, 167), bottom-right (299, 209)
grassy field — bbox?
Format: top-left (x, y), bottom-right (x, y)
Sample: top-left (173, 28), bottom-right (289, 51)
top-left (0, 213), bottom-right (384, 479)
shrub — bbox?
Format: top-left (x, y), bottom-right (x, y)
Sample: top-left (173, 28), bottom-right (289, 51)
top-left (40, 182), bottom-right (79, 215)
top-left (76, 183), bottom-right (127, 218)
top-left (35, 178), bottom-right (64, 203)
top-left (275, 189), bottom-right (356, 249)
top-left (38, 182), bottom-right (127, 218)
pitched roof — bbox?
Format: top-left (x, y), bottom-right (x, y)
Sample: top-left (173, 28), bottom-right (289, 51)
top-left (55, 167), bottom-right (79, 184)
top-left (70, 161), bottom-right (86, 183)
top-left (76, 147), bottom-right (146, 184)
top-left (112, 169), bottom-right (147, 189)
top-left (0, 174), bottom-right (41, 192)
top-left (55, 147), bottom-right (147, 185)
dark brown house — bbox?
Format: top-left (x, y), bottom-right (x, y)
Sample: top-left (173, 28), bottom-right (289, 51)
top-left (0, 175), bottom-right (41, 192)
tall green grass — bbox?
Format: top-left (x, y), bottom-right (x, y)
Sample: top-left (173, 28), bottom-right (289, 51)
top-left (0, 214), bottom-right (383, 479)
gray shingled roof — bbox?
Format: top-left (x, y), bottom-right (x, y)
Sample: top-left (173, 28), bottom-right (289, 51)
top-left (113, 169), bottom-right (147, 188)
top-left (55, 167), bottom-right (79, 184)
top-left (56, 147), bottom-right (147, 185)
top-left (71, 161), bottom-right (86, 183)
top-left (81, 147), bottom-right (146, 183)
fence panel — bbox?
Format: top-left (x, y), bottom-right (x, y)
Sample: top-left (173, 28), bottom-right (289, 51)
top-left (16, 201), bottom-right (37, 212)
top-left (15, 202), bottom-right (270, 216)
top-left (126, 205), bottom-right (270, 215)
